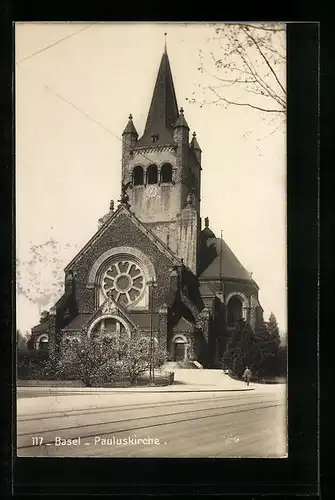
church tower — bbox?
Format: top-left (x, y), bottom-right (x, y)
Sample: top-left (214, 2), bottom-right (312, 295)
top-left (27, 35), bottom-right (264, 370)
top-left (121, 42), bottom-right (202, 273)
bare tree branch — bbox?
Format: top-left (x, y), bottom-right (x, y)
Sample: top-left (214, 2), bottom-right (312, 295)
top-left (237, 47), bottom-right (285, 107)
top-left (241, 26), bottom-right (286, 97)
top-left (214, 22), bottom-right (285, 33)
top-left (208, 86), bottom-right (284, 113)
top-left (192, 23), bottom-right (286, 120)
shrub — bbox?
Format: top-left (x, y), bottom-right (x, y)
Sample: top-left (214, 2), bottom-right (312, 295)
top-left (56, 330), bottom-right (168, 387)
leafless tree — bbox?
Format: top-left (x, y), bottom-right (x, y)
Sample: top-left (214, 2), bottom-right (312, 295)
top-left (16, 237), bottom-right (78, 315)
top-left (188, 22), bottom-right (286, 119)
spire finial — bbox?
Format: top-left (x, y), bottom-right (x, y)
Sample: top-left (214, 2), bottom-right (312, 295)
top-left (129, 113), bottom-right (133, 120)
top-left (205, 217), bottom-right (209, 228)
top-left (164, 32), bottom-right (167, 53)
top-left (193, 131), bottom-right (196, 137)
top-left (180, 106), bottom-right (184, 114)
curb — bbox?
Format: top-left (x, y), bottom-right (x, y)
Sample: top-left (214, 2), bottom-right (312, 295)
top-left (17, 387), bottom-right (254, 394)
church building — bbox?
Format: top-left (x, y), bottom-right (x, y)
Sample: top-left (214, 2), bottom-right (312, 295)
top-left (29, 44), bottom-right (264, 368)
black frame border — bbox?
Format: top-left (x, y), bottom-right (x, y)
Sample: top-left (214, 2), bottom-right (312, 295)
top-left (1, 17), bottom-right (319, 498)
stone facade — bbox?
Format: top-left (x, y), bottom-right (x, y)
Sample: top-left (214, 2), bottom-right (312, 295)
top-left (29, 47), bottom-right (263, 368)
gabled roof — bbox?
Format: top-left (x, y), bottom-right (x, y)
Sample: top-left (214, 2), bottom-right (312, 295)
top-left (61, 314), bottom-right (91, 331)
top-left (31, 320), bottom-right (49, 333)
top-left (130, 313), bottom-right (160, 329)
top-left (174, 317), bottom-right (194, 331)
top-left (137, 51), bottom-right (179, 147)
top-left (65, 203), bottom-right (181, 272)
top-left (199, 238), bottom-right (257, 285)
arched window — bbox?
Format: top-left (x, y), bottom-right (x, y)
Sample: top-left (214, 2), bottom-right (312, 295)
top-left (147, 164), bottom-right (158, 184)
top-left (91, 317), bottom-right (128, 339)
top-left (227, 296), bottom-right (243, 327)
top-left (161, 163), bottom-right (173, 183)
top-left (37, 335), bottom-right (49, 351)
top-left (173, 335), bottom-right (187, 362)
top-left (133, 165), bottom-right (144, 186)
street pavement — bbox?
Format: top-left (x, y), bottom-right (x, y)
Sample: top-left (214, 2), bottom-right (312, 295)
top-left (16, 371), bottom-right (287, 458)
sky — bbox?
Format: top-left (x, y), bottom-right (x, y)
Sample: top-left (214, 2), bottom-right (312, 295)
top-left (15, 22), bottom-right (287, 336)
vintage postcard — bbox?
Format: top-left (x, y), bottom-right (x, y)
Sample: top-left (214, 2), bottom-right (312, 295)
top-left (15, 22), bottom-right (287, 459)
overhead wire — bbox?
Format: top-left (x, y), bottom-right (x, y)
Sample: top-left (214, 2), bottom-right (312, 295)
top-left (15, 23), bottom-right (187, 186)
top-left (16, 22), bottom-right (97, 65)
top-left (16, 62), bottom-right (177, 170)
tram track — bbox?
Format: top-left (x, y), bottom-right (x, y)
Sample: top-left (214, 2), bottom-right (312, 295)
top-left (17, 391), bottom-right (266, 422)
top-left (17, 398), bottom-right (282, 451)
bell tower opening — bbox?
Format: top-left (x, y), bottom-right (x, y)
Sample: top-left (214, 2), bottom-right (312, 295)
top-left (133, 165), bottom-right (144, 186)
top-left (147, 164), bottom-right (158, 184)
top-left (120, 40), bottom-right (202, 266)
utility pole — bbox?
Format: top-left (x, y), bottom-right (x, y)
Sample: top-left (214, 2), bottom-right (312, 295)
top-left (218, 230), bottom-right (223, 368)
top-left (148, 280), bottom-right (157, 385)
top-left (219, 230), bottom-right (223, 292)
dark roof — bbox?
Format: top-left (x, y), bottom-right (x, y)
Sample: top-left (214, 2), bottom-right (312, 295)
top-left (31, 320), bottom-right (49, 333)
top-left (130, 313), bottom-right (160, 329)
top-left (61, 314), bottom-right (91, 331)
top-left (190, 132), bottom-right (201, 151)
top-left (137, 51), bottom-right (179, 147)
top-left (199, 238), bottom-right (256, 283)
top-left (201, 226), bottom-right (216, 239)
top-left (122, 115), bottom-right (138, 136)
top-left (174, 317), bottom-right (193, 331)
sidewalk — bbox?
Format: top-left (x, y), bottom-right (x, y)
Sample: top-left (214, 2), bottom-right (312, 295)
top-left (17, 370), bottom-right (285, 395)
top-left (17, 384), bottom-right (254, 394)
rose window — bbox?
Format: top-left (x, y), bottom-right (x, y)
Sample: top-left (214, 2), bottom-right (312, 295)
top-left (102, 259), bottom-right (145, 306)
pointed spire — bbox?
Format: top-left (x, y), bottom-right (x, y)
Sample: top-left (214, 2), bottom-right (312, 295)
top-left (137, 49), bottom-right (179, 146)
top-left (164, 32), bottom-right (167, 54)
top-left (122, 113), bottom-right (138, 136)
top-left (190, 131), bottom-right (202, 151)
top-left (174, 106), bottom-right (189, 129)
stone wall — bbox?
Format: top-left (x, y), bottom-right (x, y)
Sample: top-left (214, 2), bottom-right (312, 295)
top-left (70, 212), bottom-right (175, 314)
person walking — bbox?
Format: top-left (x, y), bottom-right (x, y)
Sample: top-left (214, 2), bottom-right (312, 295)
top-left (242, 366), bottom-right (252, 386)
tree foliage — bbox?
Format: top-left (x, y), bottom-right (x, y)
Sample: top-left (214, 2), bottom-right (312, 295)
top-left (253, 317), bottom-right (280, 377)
top-left (16, 237), bottom-right (78, 314)
top-left (267, 312), bottom-right (281, 344)
top-left (17, 345), bottom-right (52, 379)
top-left (223, 319), bottom-right (258, 376)
top-left (189, 23), bottom-right (286, 118)
top-left (57, 330), bottom-right (168, 387)
top-left (57, 334), bottom-right (121, 387)
top-left (17, 329), bottom-right (29, 351)
top-left (119, 332), bottom-right (167, 384)
top-left (223, 313), bottom-right (285, 378)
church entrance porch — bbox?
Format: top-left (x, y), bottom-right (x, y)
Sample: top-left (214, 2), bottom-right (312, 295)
top-left (172, 335), bottom-right (188, 362)
top-left (174, 342), bottom-right (185, 361)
